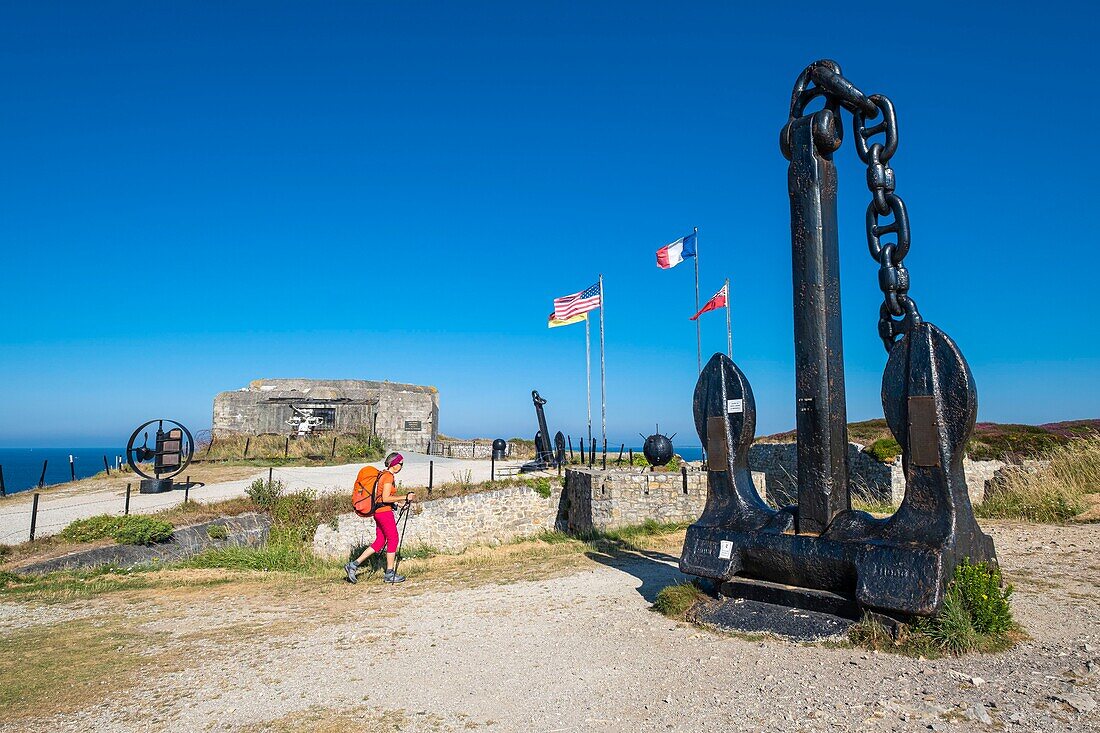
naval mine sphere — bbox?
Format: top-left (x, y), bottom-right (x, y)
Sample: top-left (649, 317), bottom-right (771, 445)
top-left (642, 433), bottom-right (675, 466)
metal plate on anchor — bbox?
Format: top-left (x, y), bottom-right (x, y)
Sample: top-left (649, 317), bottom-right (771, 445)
top-left (908, 395), bottom-right (941, 467)
top-left (707, 416), bottom-right (728, 470)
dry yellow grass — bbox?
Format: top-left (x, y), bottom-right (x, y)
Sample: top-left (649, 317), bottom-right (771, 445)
top-left (977, 437), bottom-right (1100, 523)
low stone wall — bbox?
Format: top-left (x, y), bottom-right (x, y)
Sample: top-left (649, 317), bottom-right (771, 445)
top-left (313, 485), bottom-right (563, 559)
top-left (563, 467), bottom-right (711, 534)
top-left (748, 442), bottom-right (1001, 507)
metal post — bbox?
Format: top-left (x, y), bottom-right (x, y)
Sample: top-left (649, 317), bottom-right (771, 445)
top-left (617, 443), bottom-right (625, 466)
top-left (585, 316), bottom-right (593, 452)
top-left (579, 438), bottom-right (585, 466)
top-left (428, 460), bottom-right (434, 496)
top-left (725, 277), bottom-right (733, 358)
top-left (103, 454), bottom-right (111, 476)
top-left (694, 227), bottom-right (701, 372)
top-left (0, 464), bottom-right (5, 497)
top-left (125, 483), bottom-right (132, 515)
top-left (206, 435), bottom-right (215, 456)
top-left (598, 273), bottom-right (607, 451)
top-left (682, 464), bottom-right (689, 493)
top-left (629, 449), bottom-right (634, 465)
top-left (602, 440), bottom-right (607, 470)
top-left (243, 437), bottom-right (250, 459)
top-left (268, 467), bottom-right (273, 490)
top-left (567, 435), bottom-right (574, 462)
top-left (331, 435), bottom-right (337, 458)
top-left (787, 109), bottom-right (850, 533)
top-left (29, 493), bottom-right (39, 541)
top-left (491, 454), bottom-right (496, 483)
top-left (284, 436), bottom-right (289, 458)
top-left (184, 476), bottom-right (190, 503)
top-left (38, 460), bottom-right (48, 489)
top-left (69, 454), bottom-right (76, 482)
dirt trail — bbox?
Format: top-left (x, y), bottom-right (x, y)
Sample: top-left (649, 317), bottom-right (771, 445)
top-left (1, 521), bottom-right (1098, 732)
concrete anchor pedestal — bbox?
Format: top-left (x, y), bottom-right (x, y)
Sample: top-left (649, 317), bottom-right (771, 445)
top-left (139, 478), bottom-right (174, 494)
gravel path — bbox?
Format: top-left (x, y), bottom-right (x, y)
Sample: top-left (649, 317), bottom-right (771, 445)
top-left (3, 520), bottom-right (1096, 732)
top-left (0, 453), bottom-right (524, 543)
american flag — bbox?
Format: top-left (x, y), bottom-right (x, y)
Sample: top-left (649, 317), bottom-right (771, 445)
top-left (553, 282), bottom-right (602, 320)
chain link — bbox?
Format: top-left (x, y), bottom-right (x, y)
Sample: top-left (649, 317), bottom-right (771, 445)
top-left (788, 67), bottom-right (922, 352)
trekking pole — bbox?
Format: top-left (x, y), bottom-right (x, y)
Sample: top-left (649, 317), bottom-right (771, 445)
top-left (391, 499), bottom-right (414, 581)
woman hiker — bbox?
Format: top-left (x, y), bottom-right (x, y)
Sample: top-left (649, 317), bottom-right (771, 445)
top-left (345, 452), bottom-right (415, 584)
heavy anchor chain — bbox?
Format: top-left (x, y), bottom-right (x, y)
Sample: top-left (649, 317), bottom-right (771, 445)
top-left (781, 60), bottom-right (922, 352)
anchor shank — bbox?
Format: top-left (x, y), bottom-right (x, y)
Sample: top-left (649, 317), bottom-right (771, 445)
top-left (787, 113), bottom-right (850, 532)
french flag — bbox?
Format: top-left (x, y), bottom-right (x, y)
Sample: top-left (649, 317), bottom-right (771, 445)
top-left (656, 232), bottom-right (697, 269)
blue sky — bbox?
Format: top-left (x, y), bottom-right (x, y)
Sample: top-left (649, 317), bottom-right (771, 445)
top-left (0, 1), bottom-right (1094, 447)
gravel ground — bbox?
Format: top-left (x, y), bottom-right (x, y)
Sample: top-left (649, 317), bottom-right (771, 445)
top-left (1, 520), bottom-right (1097, 732)
top-left (0, 453), bottom-right (524, 543)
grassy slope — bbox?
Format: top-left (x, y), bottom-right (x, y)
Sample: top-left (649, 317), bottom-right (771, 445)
top-left (757, 418), bottom-right (1100, 462)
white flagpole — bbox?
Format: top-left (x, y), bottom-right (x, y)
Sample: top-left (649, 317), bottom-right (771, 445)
top-left (585, 314), bottom-right (592, 451)
top-left (725, 277), bottom-right (732, 358)
top-left (693, 227), bottom-right (701, 372)
top-left (598, 274), bottom-right (607, 452)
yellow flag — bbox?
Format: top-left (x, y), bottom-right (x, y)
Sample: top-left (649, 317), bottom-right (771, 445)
top-left (548, 312), bottom-right (587, 328)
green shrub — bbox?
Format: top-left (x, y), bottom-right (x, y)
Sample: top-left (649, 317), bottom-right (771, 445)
top-left (527, 477), bottom-right (553, 498)
top-left (246, 478), bottom-right (284, 510)
top-left (59, 515), bottom-right (124, 543)
top-left (950, 559), bottom-right (1013, 634)
top-left (206, 524), bottom-right (228, 540)
top-left (865, 437), bottom-right (901, 463)
top-left (341, 431), bottom-right (385, 461)
top-left (652, 581), bottom-right (706, 619)
top-left (112, 517), bottom-right (173, 545)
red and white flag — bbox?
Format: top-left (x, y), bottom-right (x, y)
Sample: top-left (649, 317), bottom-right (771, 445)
top-left (553, 282), bottom-right (602, 320)
top-left (690, 282), bottom-right (728, 321)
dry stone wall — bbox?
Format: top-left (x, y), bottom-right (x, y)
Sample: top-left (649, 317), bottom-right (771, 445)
top-left (562, 467), bottom-right (713, 534)
top-left (748, 441), bottom-right (1001, 507)
top-left (313, 485), bottom-right (563, 558)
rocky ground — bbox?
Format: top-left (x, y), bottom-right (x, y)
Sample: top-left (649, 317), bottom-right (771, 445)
top-left (0, 519), bottom-right (1097, 732)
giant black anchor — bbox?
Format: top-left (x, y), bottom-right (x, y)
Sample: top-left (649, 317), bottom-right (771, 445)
top-left (679, 60), bottom-right (996, 618)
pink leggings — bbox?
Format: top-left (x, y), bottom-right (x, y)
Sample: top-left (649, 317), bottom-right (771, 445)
top-left (370, 510), bottom-right (399, 553)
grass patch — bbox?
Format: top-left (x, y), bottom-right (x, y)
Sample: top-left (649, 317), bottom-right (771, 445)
top-left (206, 524), bottom-right (228, 540)
top-left (58, 514), bottom-right (173, 545)
top-left (425, 475), bottom-right (563, 501)
top-left (865, 437), bottom-right (901, 463)
top-left (849, 559), bottom-right (1018, 657)
top-left (652, 581), bottom-right (706, 620)
top-left (976, 437), bottom-right (1098, 522)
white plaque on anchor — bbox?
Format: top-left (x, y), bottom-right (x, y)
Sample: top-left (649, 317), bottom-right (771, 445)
top-left (718, 540), bottom-right (733, 560)
top-left (727, 399), bottom-right (744, 414)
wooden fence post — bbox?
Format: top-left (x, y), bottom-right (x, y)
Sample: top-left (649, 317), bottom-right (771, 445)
top-left (29, 493), bottom-right (40, 541)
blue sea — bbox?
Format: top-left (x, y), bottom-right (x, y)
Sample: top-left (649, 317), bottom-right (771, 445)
top-left (619, 445), bottom-right (704, 462)
top-left (0, 448), bottom-right (124, 495)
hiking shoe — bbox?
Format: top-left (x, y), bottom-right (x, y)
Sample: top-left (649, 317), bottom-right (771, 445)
top-left (344, 562), bottom-right (358, 584)
top-left (383, 570), bottom-right (406, 584)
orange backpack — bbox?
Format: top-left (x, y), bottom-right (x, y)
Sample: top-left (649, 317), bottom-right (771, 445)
top-left (352, 467), bottom-right (386, 517)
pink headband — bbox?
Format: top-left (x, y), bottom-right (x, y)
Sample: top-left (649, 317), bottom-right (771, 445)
top-left (386, 453), bottom-right (404, 468)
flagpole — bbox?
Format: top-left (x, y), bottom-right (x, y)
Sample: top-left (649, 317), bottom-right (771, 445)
top-left (598, 273), bottom-right (607, 451)
top-left (693, 227), bottom-right (701, 372)
top-left (725, 277), bottom-right (732, 358)
top-left (585, 314), bottom-right (592, 451)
